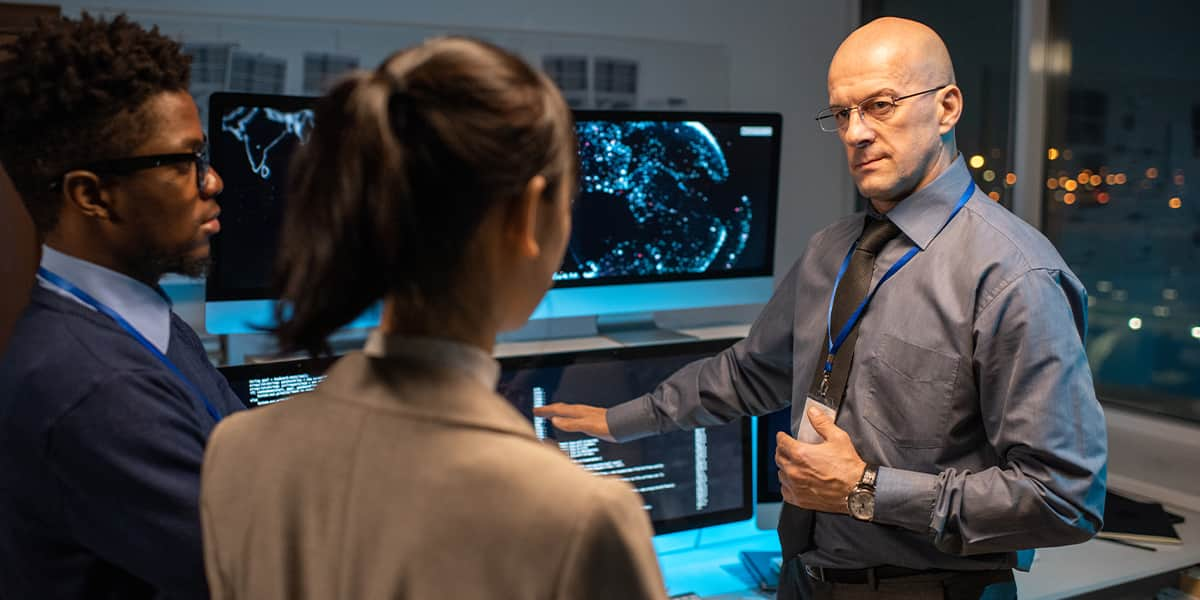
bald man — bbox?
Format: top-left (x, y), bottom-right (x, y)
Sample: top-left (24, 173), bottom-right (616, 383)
top-left (537, 17), bottom-right (1106, 600)
top-left (0, 161), bottom-right (37, 354)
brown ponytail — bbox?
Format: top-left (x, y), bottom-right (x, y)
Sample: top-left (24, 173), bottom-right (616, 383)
top-left (272, 37), bottom-right (576, 355)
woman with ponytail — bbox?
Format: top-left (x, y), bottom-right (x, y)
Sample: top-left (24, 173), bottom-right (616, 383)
top-left (198, 37), bottom-right (666, 599)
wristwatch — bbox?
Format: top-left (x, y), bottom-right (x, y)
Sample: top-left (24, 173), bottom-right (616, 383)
top-left (847, 464), bottom-right (878, 521)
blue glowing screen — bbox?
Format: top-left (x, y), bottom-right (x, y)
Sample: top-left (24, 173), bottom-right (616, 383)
top-left (559, 113), bottom-right (780, 288)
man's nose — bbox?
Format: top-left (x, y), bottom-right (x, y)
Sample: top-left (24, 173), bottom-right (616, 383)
top-left (204, 166), bottom-right (224, 197)
top-left (841, 108), bottom-right (876, 147)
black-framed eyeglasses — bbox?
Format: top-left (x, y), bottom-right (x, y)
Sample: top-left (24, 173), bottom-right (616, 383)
top-left (815, 84), bottom-right (951, 132)
top-left (50, 138), bottom-right (211, 193)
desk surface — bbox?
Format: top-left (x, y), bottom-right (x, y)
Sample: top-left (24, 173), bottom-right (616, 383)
top-left (1015, 498), bottom-right (1200, 599)
top-left (659, 500), bottom-right (1200, 599)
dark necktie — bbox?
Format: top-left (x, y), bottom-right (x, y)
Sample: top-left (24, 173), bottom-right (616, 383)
top-left (812, 215), bottom-right (903, 410)
top-left (780, 215), bottom-right (902, 562)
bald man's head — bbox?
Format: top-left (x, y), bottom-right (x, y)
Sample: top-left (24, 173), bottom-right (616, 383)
top-left (825, 17), bottom-right (963, 210)
top-left (830, 17), bottom-right (956, 93)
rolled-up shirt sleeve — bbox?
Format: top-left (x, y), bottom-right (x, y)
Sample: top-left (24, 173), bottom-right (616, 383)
top-left (874, 267), bottom-right (1107, 555)
top-left (607, 255), bottom-right (808, 442)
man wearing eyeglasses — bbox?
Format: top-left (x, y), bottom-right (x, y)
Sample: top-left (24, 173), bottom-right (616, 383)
top-left (537, 16), bottom-right (1106, 599)
top-left (0, 14), bottom-right (244, 600)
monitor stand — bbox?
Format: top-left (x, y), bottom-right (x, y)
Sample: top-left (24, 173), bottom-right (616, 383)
top-left (596, 312), bottom-right (697, 346)
top-left (755, 501), bottom-right (782, 530)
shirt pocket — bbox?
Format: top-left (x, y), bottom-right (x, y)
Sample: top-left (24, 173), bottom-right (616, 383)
top-left (862, 333), bottom-right (960, 449)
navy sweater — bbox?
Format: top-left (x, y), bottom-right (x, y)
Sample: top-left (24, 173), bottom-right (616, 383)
top-left (0, 286), bottom-right (245, 599)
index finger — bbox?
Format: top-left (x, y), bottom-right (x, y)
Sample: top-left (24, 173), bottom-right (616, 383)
top-left (532, 402), bottom-right (590, 418)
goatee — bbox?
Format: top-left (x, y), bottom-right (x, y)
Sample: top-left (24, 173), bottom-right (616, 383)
top-left (139, 254), bottom-right (213, 283)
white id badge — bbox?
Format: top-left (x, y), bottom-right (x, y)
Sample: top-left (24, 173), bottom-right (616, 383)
top-left (795, 395), bottom-right (837, 444)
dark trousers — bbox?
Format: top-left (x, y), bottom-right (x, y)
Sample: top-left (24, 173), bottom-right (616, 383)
top-left (777, 557), bottom-right (1018, 600)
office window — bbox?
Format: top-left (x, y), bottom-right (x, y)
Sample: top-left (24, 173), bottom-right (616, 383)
top-left (183, 43), bottom-right (234, 88)
top-left (861, 0), bottom-right (1017, 206)
top-left (229, 51), bottom-right (286, 94)
top-left (1042, 0), bottom-right (1200, 422)
top-left (544, 55), bottom-right (588, 92)
top-left (1192, 104), bottom-right (1200, 159)
top-left (543, 55), bottom-right (589, 109)
top-left (303, 52), bottom-right (358, 95)
top-left (182, 43), bottom-right (237, 135)
top-left (594, 57), bottom-right (638, 109)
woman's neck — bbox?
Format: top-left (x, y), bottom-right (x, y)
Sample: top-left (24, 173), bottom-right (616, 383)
top-left (379, 296), bottom-right (496, 354)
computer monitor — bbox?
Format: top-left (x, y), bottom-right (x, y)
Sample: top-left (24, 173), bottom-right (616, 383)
top-left (497, 338), bottom-right (752, 534)
top-left (206, 92), bottom-right (313, 305)
top-left (204, 95), bottom-right (782, 334)
top-left (218, 356), bottom-right (338, 408)
top-left (533, 111), bottom-right (782, 321)
top-left (202, 92), bottom-right (369, 334)
top-left (216, 338), bottom-right (752, 534)
top-left (756, 407), bottom-right (792, 529)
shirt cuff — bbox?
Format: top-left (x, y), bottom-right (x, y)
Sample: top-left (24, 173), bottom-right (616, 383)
top-left (606, 396), bottom-right (660, 442)
top-left (873, 466), bottom-right (939, 534)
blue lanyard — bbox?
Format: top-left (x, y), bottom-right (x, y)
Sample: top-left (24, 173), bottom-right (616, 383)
top-left (37, 267), bottom-right (223, 423)
top-left (820, 180), bottom-right (976, 398)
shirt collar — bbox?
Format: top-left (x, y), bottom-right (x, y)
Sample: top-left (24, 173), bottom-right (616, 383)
top-left (37, 245), bottom-right (173, 354)
top-left (363, 330), bottom-right (500, 391)
top-left (877, 154), bottom-right (976, 250)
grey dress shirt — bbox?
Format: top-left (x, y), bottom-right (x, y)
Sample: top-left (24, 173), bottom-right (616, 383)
top-left (607, 155), bottom-right (1107, 571)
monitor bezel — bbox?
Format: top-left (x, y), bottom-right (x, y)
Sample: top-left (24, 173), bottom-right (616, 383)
top-left (756, 408), bottom-right (790, 505)
top-left (562, 109), bottom-right (782, 289)
top-left (206, 91), bottom-right (317, 303)
top-left (204, 100), bottom-right (782, 303)
top-left (217, 354), bottom-right (338, 409)
top-left (497, 337), bottom-right (753, 535)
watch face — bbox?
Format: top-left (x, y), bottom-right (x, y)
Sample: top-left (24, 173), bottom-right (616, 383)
top-left (848, 490), bottom-right (875, 520)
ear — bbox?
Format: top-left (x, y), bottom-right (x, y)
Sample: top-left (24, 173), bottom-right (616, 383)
top-left (937, 84), bottom-right (964, 135)
top-left (60, 171), bottom-right (115, 222)
top-left (507, 174), bottom-right (549, 259)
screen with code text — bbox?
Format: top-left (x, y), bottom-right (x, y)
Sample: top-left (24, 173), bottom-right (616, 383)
top-left (497, 338), bottom-right (751, 534)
